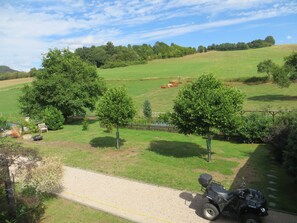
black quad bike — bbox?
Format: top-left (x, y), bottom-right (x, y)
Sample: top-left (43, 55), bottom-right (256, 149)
top-left (198, 173), bottom-right (268, 223)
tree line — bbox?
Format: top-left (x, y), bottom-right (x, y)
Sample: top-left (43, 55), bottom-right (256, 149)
top-left (75, 41), bottom-right (196, 69)
top-left (198, 36), bottom-right (275, 53)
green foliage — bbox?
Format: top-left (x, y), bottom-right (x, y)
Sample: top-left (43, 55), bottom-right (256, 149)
top-left (19, 49), bottom-right (106, 118)
top-left (271, 65), bottom-right (292, 88)
top-left (22, 120), bottom-right (39, 134)
top-left (207, 36), bottom-right (274, 51)
top-left (197, 45), bottom-right (206, 53)
top-left (75, 41), bottom-right (196, 69)
top-left (143, 100), bottom-right (152, 119)
top-left (156, 112), bottom-right (173, 124)
top-left (257, 59), bottom-right (276, 79)
top-left (0, 116), bottom-right (9, 131)
top-left (82, 117), bottom-right (89, 131)
top-left (172, 74), bottom-right (244, 135)
top-left (96, 87), bottom-right (136, 127)
top-left (283, 121), bottom-right (297, 181)
top-left (238, 113), bottom-right (273, 143)
top-left (42, 106), bottom-right (64, 130)
top-left (265, 111), bottom-right (297, 162)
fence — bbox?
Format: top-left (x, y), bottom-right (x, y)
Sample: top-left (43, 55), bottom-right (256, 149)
top-left (125, 123), bottom-right (178, 132)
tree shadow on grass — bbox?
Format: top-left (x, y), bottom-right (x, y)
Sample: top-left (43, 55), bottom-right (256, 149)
top-left (148, 140), bottom-right (209, 159)
top-left (248, 95), bottom-right (297, 102)
top-left (90, 136), bottom-right (126, 148)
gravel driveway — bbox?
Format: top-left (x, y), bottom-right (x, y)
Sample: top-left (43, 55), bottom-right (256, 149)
top-left (58, 166), bottom-right (297, 223)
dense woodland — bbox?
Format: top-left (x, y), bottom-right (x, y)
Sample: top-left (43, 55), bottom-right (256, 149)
top-left (75, 41), bottom-right (197, 69)
top-left (198, 36), bottom-right (275, 52)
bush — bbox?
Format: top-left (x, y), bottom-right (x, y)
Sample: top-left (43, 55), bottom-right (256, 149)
top-left (42, 106), bottom-right (64, 130)
top-left (238, 113), bottom-right (273, 143)
top-left (82, 117), bottom-right (89, 131)
top-left (264, 111), bottom-right (296, 162)
top-left (155, 112), bottom-right (172, 125)
top-left (0, 116), bottom-right (9, 132)
top-left (18, 156), bottom-right (63, 194)
top-left (283, 121), bottom-right (297, 181)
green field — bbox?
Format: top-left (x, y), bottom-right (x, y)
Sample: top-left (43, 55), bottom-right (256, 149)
top-left (1, 45), bottom-right (297, 117)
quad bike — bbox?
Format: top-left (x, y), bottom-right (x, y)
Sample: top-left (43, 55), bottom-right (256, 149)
top-left (198, 173), bottom-right (268, 223)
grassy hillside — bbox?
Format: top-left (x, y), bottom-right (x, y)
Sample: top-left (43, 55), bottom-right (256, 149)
top-left (99, 45), bottom-right (297, 81)
top-left (0, 45), bottom-right (297, 118)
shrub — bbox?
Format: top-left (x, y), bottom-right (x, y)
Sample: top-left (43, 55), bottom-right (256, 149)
top-left (283, 120), bottom-right (297, 181)
top-left (143, 100), bottom-right (152, 120)
top-left (264, 111), bottom-right (297, 162)
top-left (82, 117), bottom-right (89, 131)
top-left (155, 112), bottom-right (172, 124)
top-left (18, 156), bottom-right (63, 194)
top-left (238, 113), bottom-right (273, 143)
top-left (0, 116), bottom-right (9, 132)
top-left (42, 106), bottom-right (64, 130)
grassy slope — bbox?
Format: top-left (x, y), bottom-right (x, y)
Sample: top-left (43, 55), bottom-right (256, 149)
top-left (1, 45), bottom-right (297, 117)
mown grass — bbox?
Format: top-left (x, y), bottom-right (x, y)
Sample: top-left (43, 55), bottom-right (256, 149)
top-left (42, 197), bottom-right (132, 223)
top-left (22, 120), bottom-right (297, 213)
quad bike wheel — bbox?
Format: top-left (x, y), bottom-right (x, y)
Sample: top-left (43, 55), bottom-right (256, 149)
top-left (240, 213), bottom-right (261, 223)
top-left (202, 202), bottom-right (219, 220)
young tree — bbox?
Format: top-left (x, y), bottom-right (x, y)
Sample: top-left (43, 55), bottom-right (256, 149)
top-left (19, 49), bottom-right (106, 119)
top-left (172, 74), bottom-right (244, 162)
top-left (143, 100), bottom-right (152, 120)
top-left (96, 87), bottom-right (136, 149)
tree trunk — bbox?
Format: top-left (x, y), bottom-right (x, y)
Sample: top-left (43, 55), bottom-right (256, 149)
top-left (206, 133), bottom-right (212, 162)
top-left (0, 156), bottom-right (16, 218)
top-left (116, 125), bottom-right (120, 149)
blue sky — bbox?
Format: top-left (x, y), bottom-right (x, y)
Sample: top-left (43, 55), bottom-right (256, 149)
top-left (0, 0), bottom-right (297, 71)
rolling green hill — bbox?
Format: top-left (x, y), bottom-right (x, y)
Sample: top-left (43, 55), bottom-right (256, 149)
top-left (0, 44), bottom-right (297, 118)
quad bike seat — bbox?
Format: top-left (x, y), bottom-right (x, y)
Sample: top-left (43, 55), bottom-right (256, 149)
top-left (209, 183), bottom-right (234, 201)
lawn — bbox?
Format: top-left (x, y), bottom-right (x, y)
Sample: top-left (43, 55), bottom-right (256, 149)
top-left (22, 120), bottom-right (297, 213)
top-left (42, 197), bottom-right (132, 223)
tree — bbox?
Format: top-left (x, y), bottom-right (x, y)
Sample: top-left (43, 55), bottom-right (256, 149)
top-left (198, 45), bottom-right (206, 53)
top-left (96, 87), bottom-right (136, 149)
top-left (172, 74), bottom-right (244, 162)
top-left (143, 100), bottom-right (152, 120)
top-left (270, 52), bottom-right (297, 88)
top-left (19, 49), bottom-right (106, 119)
top-left (257, 59), bottom-right (276, 79)
top-left (264, 36), bottom-right (275, 46)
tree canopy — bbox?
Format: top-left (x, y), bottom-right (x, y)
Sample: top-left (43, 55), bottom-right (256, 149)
top-left (172, 74), bottom-right (244, 161)
top-left (19, 49), bottom-right (106, 119)
top-left (96, 87), bottom-right (136, 149)
top-left (75, 41), bottom-right (196, 69)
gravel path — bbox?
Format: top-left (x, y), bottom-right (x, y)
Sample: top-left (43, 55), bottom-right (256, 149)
top-left (58, 166), bottom-right (297, 223)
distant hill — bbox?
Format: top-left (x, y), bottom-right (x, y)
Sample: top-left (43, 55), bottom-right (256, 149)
top-left (0, 66), bottom-right (19, 74)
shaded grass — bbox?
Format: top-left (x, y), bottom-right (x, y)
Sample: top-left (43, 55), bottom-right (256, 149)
top-left (24, 121), bottom-right (259, 192)
top-left (42, 197), bottom-right (132, 223)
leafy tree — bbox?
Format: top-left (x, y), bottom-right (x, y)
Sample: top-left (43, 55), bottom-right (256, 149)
top-left (143, 100), bottom-right (152, 120)
top-left (172, 74), bottom-right (244, 162)
top-left (96, 87), bottom-right (136, 149)
top-left (19, 49), bottom-right (106, 119)
top-left (257, 59), bottom-right (276, 79)
top-left (265, 35), bottom-right (275, 45)
top-left (198, 45), bottom-right (206, 53)
top-left (271, 65), bottom-right (292, 88)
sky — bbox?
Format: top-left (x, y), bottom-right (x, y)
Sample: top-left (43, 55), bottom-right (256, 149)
top-left (0, 0), bottom-right (297, 71)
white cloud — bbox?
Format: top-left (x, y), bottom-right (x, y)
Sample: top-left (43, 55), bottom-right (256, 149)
top-left (287, 35), bottom-right (293, 40)
top-left (0, 0), bottom-right (297, 70)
